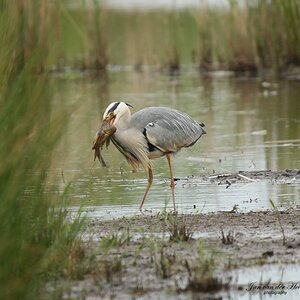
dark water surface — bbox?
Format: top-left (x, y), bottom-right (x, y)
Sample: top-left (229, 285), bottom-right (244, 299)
top-left (51, 70), bottom-right (300, 217)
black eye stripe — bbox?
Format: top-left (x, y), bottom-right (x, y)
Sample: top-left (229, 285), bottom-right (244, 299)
top-left (107, 102), bottom-right (120, 114)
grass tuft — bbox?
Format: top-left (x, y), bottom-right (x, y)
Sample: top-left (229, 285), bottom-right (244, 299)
top-left (269, 198), bottom-right (286, 245)
top-left (164, 213), bottom-right (195, 242)
top-left (221, 228), bottom-right (234, 245)
top-left (100, 229), bottom-right (131, 252)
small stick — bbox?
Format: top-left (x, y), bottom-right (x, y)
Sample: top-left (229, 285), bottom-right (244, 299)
top-left (208, 173), bottom-right (233, 179)
top-left (237, 173), bottom-right (256, 182)
top-left (61, 169), bottom-right (66, 184)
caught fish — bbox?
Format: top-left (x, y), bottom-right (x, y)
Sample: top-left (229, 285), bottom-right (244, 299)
top-left (92, 121), bottom-right (116, 167)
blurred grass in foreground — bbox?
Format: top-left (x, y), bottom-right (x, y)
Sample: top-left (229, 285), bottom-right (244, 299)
top-left (0, 1), bottom-right (83, 299)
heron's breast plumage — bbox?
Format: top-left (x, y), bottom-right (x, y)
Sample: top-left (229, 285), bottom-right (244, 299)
top-left (112, 127), bottom-right (151, 170)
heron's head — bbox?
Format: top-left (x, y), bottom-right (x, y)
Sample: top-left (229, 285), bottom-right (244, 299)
top-left (103, 101), bottom-right (133, 126)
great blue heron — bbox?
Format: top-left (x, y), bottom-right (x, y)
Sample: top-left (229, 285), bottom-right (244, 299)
top-left (98, 101), bottom-right (206, 212)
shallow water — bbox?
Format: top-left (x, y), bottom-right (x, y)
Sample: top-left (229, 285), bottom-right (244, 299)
top-left (51, 70), bottom-right (300, 217)
top-left (227, 264), bottom-right (300, 300)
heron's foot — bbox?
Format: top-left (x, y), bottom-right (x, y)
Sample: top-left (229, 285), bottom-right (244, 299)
top-left (139, 208), bottom-right (153, 215)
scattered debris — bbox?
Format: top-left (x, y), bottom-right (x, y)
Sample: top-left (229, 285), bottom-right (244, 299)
top-left (183, 169), bottom-right (300, 186)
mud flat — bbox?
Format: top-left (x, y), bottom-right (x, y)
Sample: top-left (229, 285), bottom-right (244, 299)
top-left (63, 211), bottom-right (300, 299)
top-left (180, 169), bottom-right (300, 186)
top-left (49, 170), bottom-right (300, 299)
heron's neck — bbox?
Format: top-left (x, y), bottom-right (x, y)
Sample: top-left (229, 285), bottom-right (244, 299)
top-left (115, 112), bottom-right (131, 132)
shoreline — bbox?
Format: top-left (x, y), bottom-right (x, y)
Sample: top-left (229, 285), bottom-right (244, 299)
top-left (55, 209), bottom-right (300, 299)
top-left (46, 169), bottom-right (300, 299)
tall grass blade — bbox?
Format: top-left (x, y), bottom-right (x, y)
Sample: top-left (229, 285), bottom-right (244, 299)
top-left (0, 1), bottom-right (84, 299)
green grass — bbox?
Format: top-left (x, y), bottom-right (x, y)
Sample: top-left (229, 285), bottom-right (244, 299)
top-left (0, 2), bottom-right (84, 299)
top-left (164, 212), bottom-right (196, 242)
top-left (100, 229), bottom-right (131, 252)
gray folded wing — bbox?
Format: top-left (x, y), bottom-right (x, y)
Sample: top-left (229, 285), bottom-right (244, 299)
top-left (131, 107), bottom-right (206, 153)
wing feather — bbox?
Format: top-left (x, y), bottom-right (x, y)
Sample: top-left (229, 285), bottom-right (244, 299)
top-left (131, 107), bottom-right (206, 153)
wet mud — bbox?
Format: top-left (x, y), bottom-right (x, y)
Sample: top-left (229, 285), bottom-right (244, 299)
top-left (52, 170), bottom-right (300, 299)
top-left (68, 210), bottom-right (300, 299)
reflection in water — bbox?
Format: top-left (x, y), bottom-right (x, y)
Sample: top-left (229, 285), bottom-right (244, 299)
top-left (228, 264), bottom-right (300, 300)
top-left (51, 71), bottom-right (300, 216)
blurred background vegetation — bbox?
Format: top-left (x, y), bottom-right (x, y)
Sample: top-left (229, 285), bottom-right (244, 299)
top-left (58, 0), bottom-right (300, 76)
top-left (0, 0), bottom-right (299, 298)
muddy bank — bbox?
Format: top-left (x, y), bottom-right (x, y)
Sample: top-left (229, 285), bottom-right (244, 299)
top-left (52, 209), bottom-right (300, 299)
top-left (46, 170), bottom-right (300, 299)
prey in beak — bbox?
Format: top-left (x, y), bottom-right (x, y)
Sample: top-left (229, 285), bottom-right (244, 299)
top-left (105, 112), bottom-right (116, 126)
top-left (92, 118), bottom-right (117, 167)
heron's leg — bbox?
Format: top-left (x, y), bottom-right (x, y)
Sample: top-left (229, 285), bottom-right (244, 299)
top-left (139, 166), bottom-right (153, 212)
top-left (166, 153), bottom-right (176, 212)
